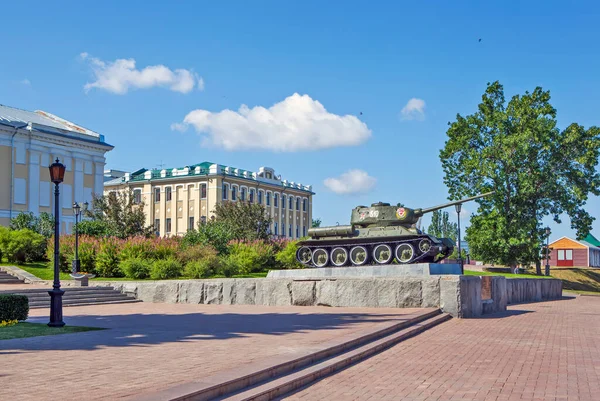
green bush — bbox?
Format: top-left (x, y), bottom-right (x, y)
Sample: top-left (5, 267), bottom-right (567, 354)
top-left (120, 257), bottom-right (151, 279)
top-left (177, 244), bottom-right (218, 265)
top-left (150, 257), bottom-right (183, 279)
top-left (275, 240), bottom-right (304, 269)
top-left (119, 238), bottom-right (153, 261)
top-left (77, 240), bottom-right (97, 274)
top-left (184, 253), bottom-right (220, 279)
top-left (0, 229), bottom-right (47, 264)
top-left (0, 294), bottom-right (29, 321)
top-left (182, 221), bottom-right (234, 255)
top-left (96, 238), bottom-right (123, 277)
top-left (217, 255), bottom-right (240, 277)
top-left (227, 240), bottom-right (275, 274)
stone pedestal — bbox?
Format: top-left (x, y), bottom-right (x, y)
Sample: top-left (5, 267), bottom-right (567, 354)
top-left (266, 263), bottom-right (462, 279)
top-left (69, 274), bottom-right (95, 287)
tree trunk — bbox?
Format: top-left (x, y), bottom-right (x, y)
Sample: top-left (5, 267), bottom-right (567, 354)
top-left (535, 260), bottom-right (542, 276)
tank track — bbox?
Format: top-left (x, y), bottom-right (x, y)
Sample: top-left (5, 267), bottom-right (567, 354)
top-left (296, 237), bottom-right (452, 268)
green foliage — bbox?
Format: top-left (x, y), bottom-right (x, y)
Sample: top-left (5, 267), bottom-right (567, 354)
top-left (182, 221), bottom-right (234, 255)
top-left (177, 244), bottom-right (219, 265)
top-left (275, 240), bottom-right (303, 269)
top-left (216, 256), bottom-right (240, 278)
top-left (83, 191), bottom-right (154, 239)
top-left (9, 212), bottom-right (55, 238)
top-left (213, 201), bottom-right (272, 241)
top-left (311, 218), bottom-right (321, 228)
top-left (95, 238), bottom-right (123, 277)
top-left (0, 294), bottom-right (29, 322)
top-left (184, 252), bottom-right (220, 279)
top-left (150, 258), bottom-right (183, 279)
top-left (77, 240), bottom-right (97, 274)
top-left (440, 81), bottom-right (600, 267)
top-left (226, 240), bottom-right (275, 275)
top-left (427, 210), bottom-right (457, 241)
top-left (76, 220), bottom-right (117, 237)
top-left (0, 229), bottom-right (46, 264)
top-left (119, 238), bottom-right (154, 261)
top-left (120, 258), bottom-right (151, 279)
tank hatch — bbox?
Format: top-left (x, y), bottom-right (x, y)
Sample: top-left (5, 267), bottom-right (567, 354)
top-left (371, 202), bottom-right (390, 207)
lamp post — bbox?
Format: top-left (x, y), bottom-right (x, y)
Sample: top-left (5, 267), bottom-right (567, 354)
top-left (545, 227), bottom-right (551, 276)
top-left (72, 201), bottom-right (88, 275)
top-left (48, 158), bottom-right (66, 328)
top-left (455, 203), bottom-right (463, 274)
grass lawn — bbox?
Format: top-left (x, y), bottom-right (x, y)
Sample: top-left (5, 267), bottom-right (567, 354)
top-left (0, 322), bottom-right (105, 340)
top-left (464, 270), bottom-right (551, 279)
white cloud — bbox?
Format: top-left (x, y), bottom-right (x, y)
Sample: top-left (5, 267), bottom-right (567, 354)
top-left (400, 98), bottom-right (426, 121)
top-left (173, 93), bottom-right (371, 151)
top-left (20, 79), bottom-right (31, 86)
top-left (323, 169), bottom-right (377, 195)
top-left (80, 52), bottom-right (203, 95)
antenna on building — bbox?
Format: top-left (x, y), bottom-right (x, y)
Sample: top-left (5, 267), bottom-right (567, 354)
top-left (156, 160), bottom-right (165, 170)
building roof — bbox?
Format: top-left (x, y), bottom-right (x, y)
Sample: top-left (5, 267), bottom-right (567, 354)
top-left (584, 233), bottom-right (600, 247)
top-left (0, 104), bottom-right (109, 145)
top-left (550, 236), bottom-right (600, 251)
top-left (105, 161), bottom-right (314, 194)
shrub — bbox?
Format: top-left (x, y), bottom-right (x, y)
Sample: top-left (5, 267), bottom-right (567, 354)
top-left (275, 240), bottom-right (304, 269)
top-left (119, 237), bottom-right (154, 261)
top-left (216, 255), bottom-right (240, 278)
top-left (150, 257), bottom-right (183, 279)
top-left (185, 254), bottom-right (220, 279)
top-left (1, 229), bottom-right (46, 264)
top-left (120, 257), bottom-right (151, 279)
top-left (226, 240), bottom-right (275, 274)
top-left (182, 221), bottom-right (234, 255)
top-left (77, 238), bottom-right (98, 274)
top-left (95, 238), bottom-right (123, 277)
top-left (0, 294), bottom-right (29, 321)
top-left (177, 244), bottom-right (219, 265)
top-left (152, 237), bottom-right (180, 260)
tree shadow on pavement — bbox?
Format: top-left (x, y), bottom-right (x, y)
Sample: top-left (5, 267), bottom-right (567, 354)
top-left (1, 311), bottom-right (409, 352)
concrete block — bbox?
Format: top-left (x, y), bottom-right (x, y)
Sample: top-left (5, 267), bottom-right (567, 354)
top-left (291, 281), bottom-right (316, 306)
top-left (177, 281), bottom-right (204, 304)
top-left (256, 279), bottom-right (292, 306)
top-left (234, 280), bottom-right (257, 305)
top-left (315, 280), bottom-right (337, 307)
top-left (439, 276), bottom-right (461, 317)
top-left (421, 277), bottom-right (441, 308)
top-left (204, 281), bottom-right (224, 304)
top-left (222, 280), bottom-right (236, 304)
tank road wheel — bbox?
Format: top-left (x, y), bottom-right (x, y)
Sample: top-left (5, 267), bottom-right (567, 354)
top-left (312, 248), bottom-right (329, 268)
top-left (349, 246), bottom-right (368, 266)
top-left (419, 239), bottom-right (432, 254)
top-left (330, 247), bottom-right (349, 267)
top-left (395, 243), bottom-right (415, 264)
top-left (373, 244), bottom-right (393, 264)
top-left (296, 246), bottom-right (313, 265)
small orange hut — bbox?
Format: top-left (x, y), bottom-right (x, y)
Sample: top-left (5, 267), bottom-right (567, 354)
top-left (547, 234), bottom-right (600, 268)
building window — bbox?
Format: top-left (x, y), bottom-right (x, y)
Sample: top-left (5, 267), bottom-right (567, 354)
top-left (303, 226), bottom-right (306, 237)
top-left (188, 216), bottom-right (194, 231)
top-left (166, 187), bottom-right (172, 201)
top-left (154, 188), bottom-right (160, 202)
top-left (232, 186), bottom-right (237, 201)
top-left (249, 189), bottom-right (255, 203)
top-left (289, 225), bottom-right (293, 238)
top-left (296, 198), bottom-right (300, 211)
top-left (282, 223), bottom-right (285, 237)
top-left (274, 222), bottom-right (278, 236)
top-left (201, 183), bottom-right (207, 199)
top-left (258, 191), bottom-right (263, 204)
top-left (166, 218), bottom-right (172, 234)
top-left (282, 195), bottom-right (286, 209)
top-left (154, 219), bottom-right (160, 235)
top-left (266, 192), bottom-right (271, 206)
top-left (288, 196), bottom-right (293, 209)
top-left (241, 187), bottom-right (246, 201)
top-left (274, 193), bottom-right (279, 207)
top-left (133, 189), bottom-right (142, 204)
top-left (303, 199), bottom-right (307, 212)
top-left (296, 226), bottom-right (299, 238)
top-left (222, 183), bottom-right (228, 200)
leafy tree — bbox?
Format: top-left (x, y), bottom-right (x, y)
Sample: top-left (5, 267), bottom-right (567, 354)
top-left (440, 81), bottom-right (600, 268)
top-left (426, 210), bottom-right (458, 241)
top-left (83, 191), bottom-right (154, 239)
top-left (9, 212), bottom-right (55, 238)
top-left (311, 218), bottom-right (322, 228)
top-left (213, 201), bottom-right (272, 241)
top-left (182, 220), bottom-right (234, 255)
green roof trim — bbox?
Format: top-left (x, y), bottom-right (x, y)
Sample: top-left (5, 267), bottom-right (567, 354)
top-left (584, 233), bottom-right (600, 247)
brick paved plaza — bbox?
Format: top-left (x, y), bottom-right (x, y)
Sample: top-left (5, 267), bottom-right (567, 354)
top-left (0, 302), bottom-right (425, 400)
top-left (282, 295), bottom-right (600, 401)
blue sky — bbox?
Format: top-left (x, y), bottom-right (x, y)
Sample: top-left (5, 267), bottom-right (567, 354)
top-left (1, 0), bottom-right (599, 242)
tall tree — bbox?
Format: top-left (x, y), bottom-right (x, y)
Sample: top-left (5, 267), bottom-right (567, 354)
top-left (311, 218), bottom-right (322, 228)
top-left (440, 81), bottom-right (600, 268)
top-left (426, 210), bottom-right (457, 241)
top-left (83, 191), bottom-right (154, 238)
top-left (213, 201), bottom-right (272, 241)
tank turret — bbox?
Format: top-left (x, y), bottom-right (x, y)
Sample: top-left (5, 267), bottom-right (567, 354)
top-left (297, 192), bottom-right (493, 268)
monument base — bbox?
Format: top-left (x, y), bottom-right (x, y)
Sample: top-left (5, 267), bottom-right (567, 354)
top-left (266, 263), bottom-right (462, 279)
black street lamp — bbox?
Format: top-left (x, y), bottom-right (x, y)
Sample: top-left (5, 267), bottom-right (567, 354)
top-left (72, 201), bottom-right (88, 275)
top-left (455, 202), bottom-right (463, 274)
top-left (48, 158), bottom-right (66, 328)
top-left (545, 227), bottom-right (551, 276)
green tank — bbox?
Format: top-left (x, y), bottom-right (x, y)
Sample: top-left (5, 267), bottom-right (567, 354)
top-left (296, 192), bottom-right (494, 267)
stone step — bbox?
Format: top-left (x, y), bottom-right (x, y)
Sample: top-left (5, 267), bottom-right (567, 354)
top-left (27, 293), bottom-right (135, 303)
top-left (28, 294), bottom-right (139, 307)
top-left (14, 291), bottom-right (128, 301)
top-left (138, 309), bottom-right (448, 401)
top-left (0, 286), bottom-right (115, 294)
top-left (220, 313), bottom-right (452, 401)
top-left (29, 298), bottom-right (141, 309)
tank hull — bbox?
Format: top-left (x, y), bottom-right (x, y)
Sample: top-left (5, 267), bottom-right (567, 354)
top-left (296, 232), bottom-right (454, 268)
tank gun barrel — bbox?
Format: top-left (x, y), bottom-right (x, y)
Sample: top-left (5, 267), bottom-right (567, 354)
top-left (417, 191), bottom-right (494, 215)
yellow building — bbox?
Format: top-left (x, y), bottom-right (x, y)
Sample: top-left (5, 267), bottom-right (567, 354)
top-left (103, 163), bottom-right (314, 238)
top-left (0, 104), bottom-right (113, 233)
